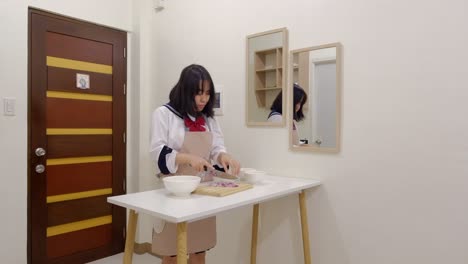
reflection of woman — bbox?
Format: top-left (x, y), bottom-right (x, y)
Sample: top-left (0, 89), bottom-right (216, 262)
top-left (150, 64), bottom-right (240, 264)
top-left (268, 84), bottom-right (308, 144)
top-left (267, 90), bottom-right (283, 122)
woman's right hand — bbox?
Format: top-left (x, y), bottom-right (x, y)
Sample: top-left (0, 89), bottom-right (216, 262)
top-left (176, 153), bottom-right (213, 172)
top-left (188, 155), bottom-right (213, 172)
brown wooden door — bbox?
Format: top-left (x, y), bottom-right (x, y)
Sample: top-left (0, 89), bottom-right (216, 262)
top-left (28, 9), bottom-right (126, 264)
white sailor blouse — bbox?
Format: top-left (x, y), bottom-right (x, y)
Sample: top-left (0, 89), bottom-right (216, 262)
top-left (267, 111), bottom-right (283, 122)
top-left (150, 104), bottom-right (227, 174)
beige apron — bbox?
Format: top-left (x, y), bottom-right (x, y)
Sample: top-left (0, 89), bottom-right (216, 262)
top-left (152, 131), bottom-right (217, 256)
top-left (292, 120), bottom-right (299, 145)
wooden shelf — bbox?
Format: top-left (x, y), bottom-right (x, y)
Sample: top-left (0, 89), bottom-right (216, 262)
top-left (292, 52), bottom-right (310, 111)
top-left (292, 53), bottom-right (309, 88)
top-left (254, 47), bottom-right (283, 107)
top-left (256, 68), bottom-right (277, 73)
top-left (255, 87), bottom-right (281, 91)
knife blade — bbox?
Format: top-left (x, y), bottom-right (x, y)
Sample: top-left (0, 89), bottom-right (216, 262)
top-left (211, 169), bottom-right (238, 180)
top-left (199, 166), bottom-right (238, 180)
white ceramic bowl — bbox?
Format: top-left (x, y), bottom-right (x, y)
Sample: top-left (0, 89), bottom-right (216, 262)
top-left (239, 168), bottom-right (256, 179)
top-left (163, 176), bottom-right (201, 197)
top-left (244, 170), bottom-right (266, 184)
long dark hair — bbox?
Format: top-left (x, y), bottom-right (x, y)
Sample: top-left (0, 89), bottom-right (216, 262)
top-left (270, 84), bottom-right (308, 121)
top-left (293, 84), bottom-right (307, 121)
top-left (270, 90), bottom-right (283, 114)
top-left (168, 64), bottom-right (215, 117)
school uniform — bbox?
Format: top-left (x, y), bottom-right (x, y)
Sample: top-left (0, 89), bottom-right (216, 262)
top-left (267, 111), bottom-right (282, 123)
top-left (292, 119), bottom-right (299, 145)
top-left (149, 104), bottom-right (227, 256)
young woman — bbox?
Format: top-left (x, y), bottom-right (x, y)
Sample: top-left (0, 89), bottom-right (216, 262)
top-left (150, 64), bottom-right (240, 264)
top-left (268, 84), bottom-right (308, 145)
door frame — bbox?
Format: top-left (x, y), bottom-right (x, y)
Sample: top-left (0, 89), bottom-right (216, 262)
top-left (310, 59), bottom-right (336, 147)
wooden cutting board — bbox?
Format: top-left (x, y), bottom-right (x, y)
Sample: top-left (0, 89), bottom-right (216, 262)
top-left (194, 183), bottom-right (253, 197)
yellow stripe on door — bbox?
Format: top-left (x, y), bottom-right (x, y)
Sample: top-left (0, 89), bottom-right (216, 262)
top-left (47, 91), bottom-right (113, 102)
top-left (47, 215), bottom-right (112, 237)
top-left (47, 156), bottom-right (112, 166)
top-left (47, 128), bottom-right (113, 135)
top-left (46, 56), bottom-right (112, 74)
top-left (47, 188), bottom-right (113, 204)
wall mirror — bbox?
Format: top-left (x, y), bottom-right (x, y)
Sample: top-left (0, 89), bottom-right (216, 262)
top-left (246, 28), bottom-right (288, 126)
top-left (290, 43), bottom-right (342, 152)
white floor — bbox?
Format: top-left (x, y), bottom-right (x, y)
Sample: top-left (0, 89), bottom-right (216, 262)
top-left (87, 253), bottom-right (161, 264)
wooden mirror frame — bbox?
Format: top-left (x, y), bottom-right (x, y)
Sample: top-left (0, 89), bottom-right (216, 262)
top-left (289, 42), bottom-right (342, 153)
top-left (245, 28), bottom-right (288, 127)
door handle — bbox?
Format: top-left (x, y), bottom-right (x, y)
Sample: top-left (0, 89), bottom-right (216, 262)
top-left (35, 147), bottom-right (46, 157)
top-left (35, 164), bottom-right (45, 173)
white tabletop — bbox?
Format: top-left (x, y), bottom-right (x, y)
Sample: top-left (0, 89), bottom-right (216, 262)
top-left (107, 175), bottom-right (321, 223)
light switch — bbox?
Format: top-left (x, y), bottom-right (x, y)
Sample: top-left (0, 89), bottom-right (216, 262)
top-left (3, 97), bottom-right (15, 116)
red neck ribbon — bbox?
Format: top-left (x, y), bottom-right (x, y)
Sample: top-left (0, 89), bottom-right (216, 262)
top-left (184, 116), bottom-right (206, 132)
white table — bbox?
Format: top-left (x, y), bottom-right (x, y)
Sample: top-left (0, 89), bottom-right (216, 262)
top-left (108, 175), bottom-right (321, 264)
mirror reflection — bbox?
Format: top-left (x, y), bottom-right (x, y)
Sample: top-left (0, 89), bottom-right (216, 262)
top-left (246, 28), bottom-right (288, 126)
top-left (290, 43), bottom-right (341, 152)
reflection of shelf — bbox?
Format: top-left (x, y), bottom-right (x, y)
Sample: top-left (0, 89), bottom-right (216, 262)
top-left (256, 67), bottom-right (282, 72)
top-left (254, 47), bottom-right (283, 107)
top-left (292, 53), bottom-right (309, 89)
top-left (255, 87), bottom-right (281, 91)
top-left (292, 52), bottom-right (310, 111)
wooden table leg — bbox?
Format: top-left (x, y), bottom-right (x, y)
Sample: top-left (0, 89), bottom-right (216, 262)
top-left (177, 222), bottom-right (188, 264)
top-left (123, 209), bottom-right (138, 264)
top-left (299, 190), bottom-right (311, 264)
top-left (250, 203), bottom-right (259, 264)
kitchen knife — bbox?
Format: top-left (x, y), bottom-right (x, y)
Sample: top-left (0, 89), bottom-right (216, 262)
top-left (199, 166), bottom-right (238, 180)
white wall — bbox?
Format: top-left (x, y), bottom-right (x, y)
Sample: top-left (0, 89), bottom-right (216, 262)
top-left (0, 1), bottom-right (132, 263)
top-left (129, 0), bottom-right (162, 243)
top-left (145, 0), bottom-right (468, 264)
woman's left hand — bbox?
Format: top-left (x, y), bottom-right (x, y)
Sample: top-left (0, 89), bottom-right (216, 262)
top-left (218, 153), bottom-right (241, 175)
